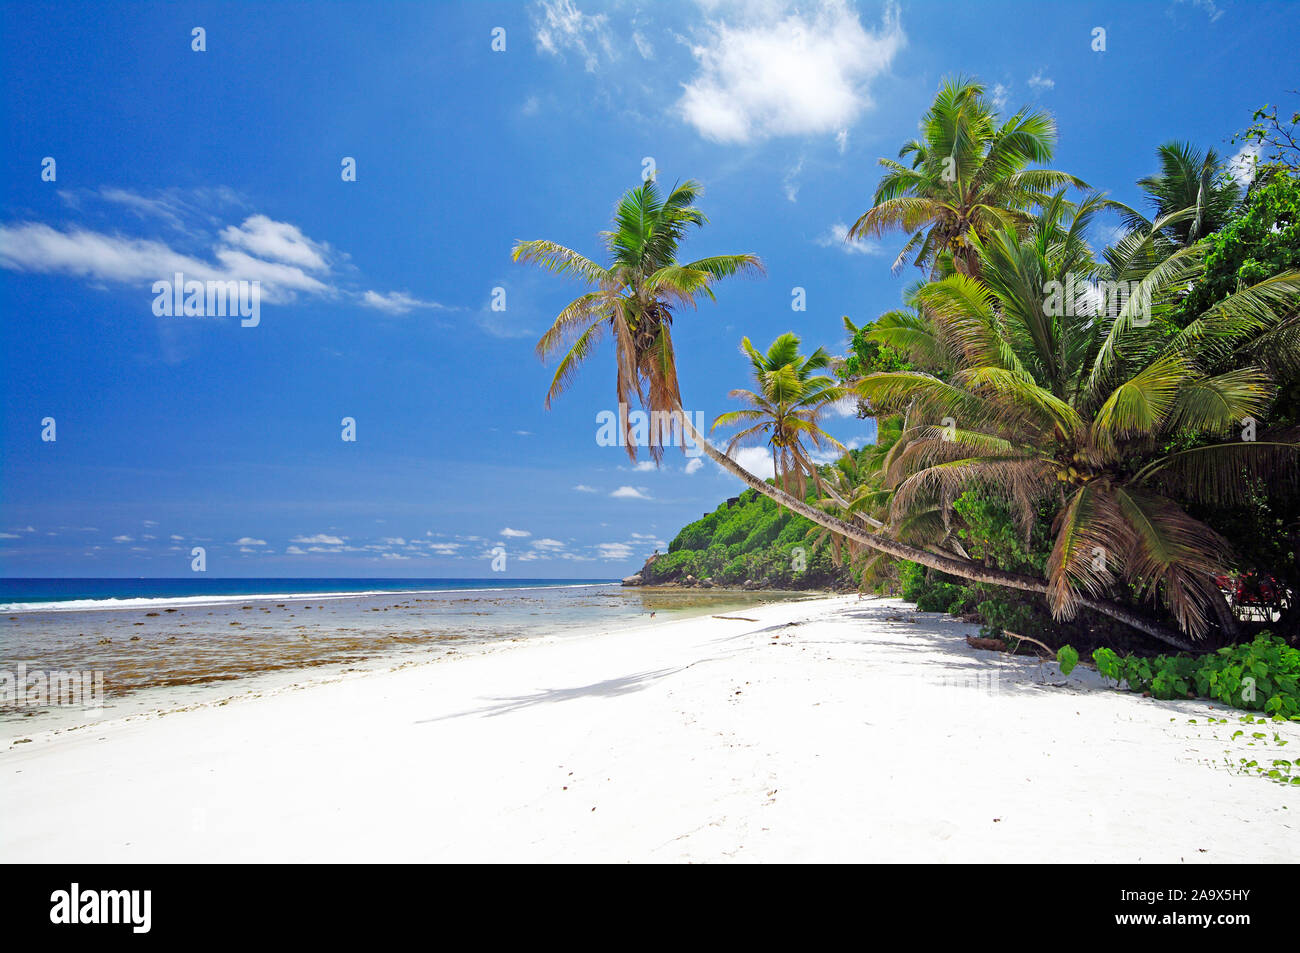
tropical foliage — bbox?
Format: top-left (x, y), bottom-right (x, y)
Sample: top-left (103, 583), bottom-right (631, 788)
top-left (711, 333), bottom-right (845, 497)
top-left (643, 487), bottom-right (851, 589)
top-left (517, 79), bottom-right (1300, 655)
top-left (847, 76), bottom-right (1083, 276)
top-left (853, 198), bottom-right (1300, 640)
top-left (512, 179), bottom-right (761, 461)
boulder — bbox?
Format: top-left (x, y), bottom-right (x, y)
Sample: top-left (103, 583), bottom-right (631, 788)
top-left (621, 573), bottom-right (643, 587)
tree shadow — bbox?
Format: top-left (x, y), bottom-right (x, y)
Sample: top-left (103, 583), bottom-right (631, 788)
top-left (415, 665), bottom-right (685, 723)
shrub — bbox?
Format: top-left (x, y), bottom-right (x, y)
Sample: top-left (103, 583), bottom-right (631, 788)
top-left (1093, 634), bottom-right (1300, 716)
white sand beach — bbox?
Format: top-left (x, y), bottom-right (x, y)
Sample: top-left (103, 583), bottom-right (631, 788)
top-left (3, 594), bottom-right (1296, 863)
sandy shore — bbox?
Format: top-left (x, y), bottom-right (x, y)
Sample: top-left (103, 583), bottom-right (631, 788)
top-left (2, 594), bottom-right (1295, 862)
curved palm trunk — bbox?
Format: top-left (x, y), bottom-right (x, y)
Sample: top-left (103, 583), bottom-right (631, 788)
top-left (674, 407), bottom-right (1196, 651)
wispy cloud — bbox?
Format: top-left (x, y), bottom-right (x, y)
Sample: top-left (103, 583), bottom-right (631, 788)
top-left (360, 290), bottom-right (449, 314)
top-left (816, 222), bottom-right (883, 256)
top-left (291, 533), bottom-right (345, 545)
top-left (1, 189), bottom-right (444, 315)
top-left (1173, 0), bottom-right (1224, 22)
top-left (610, 485), bottom-right (651, 500)
top-left (532, 0), bottom-right (613, 72)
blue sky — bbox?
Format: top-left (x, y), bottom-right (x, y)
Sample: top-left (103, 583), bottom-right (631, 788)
top-left (0, 0), bottom-right (1293, 577)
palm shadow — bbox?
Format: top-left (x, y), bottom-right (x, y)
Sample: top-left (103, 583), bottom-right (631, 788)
top-left (415, 665), bottom-right (685, 723)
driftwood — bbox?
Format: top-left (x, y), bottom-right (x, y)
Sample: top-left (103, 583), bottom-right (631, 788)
top-left (1003, 630), bottom-right (1056, 660)
top-left (965, 631), bottom-right (1056, 660)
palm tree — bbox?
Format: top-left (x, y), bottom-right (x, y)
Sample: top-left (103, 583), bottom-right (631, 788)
top-left (1132, 141), bottom-right (1241, 247)
top-left (511, 178), bottom-right (763, 461)
top-left (848, 76), bottom-right (1084, 277)
top-left (855, 202), bottom-right (1300, 640)
top-left (516, 179), bottom-right (1228, 648)
top-left (711, 333), bottom-right (845, 497)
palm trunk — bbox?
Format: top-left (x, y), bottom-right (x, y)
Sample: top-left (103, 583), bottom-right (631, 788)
top-left (675, 407), bottom-right (1196, 651)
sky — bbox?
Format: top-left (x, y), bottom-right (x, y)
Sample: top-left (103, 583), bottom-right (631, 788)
top-left (0, 0), bottom-right (1294, 578)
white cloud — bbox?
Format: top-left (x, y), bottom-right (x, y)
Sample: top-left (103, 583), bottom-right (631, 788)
top-left (291, 533), bottom-right (345, 545)
top-left (235, 537), bottom-right (266, 546)
top-left (380, 552), bottom-right (410, 560)
top-left (632, 30), bottom-right (653, 59)
top-left (112, 535), bottom-right (133, 543)
top-left (500, 527), bottom-right (531, 537)
top-left (360, 290), bottom-right (447, 314)
top-left (532, 538), bottom-right (566, 550)
top-left (1228, 142), bottom-right (1262, 187)
top-left (990, 83), bottom-right (1010, 111)
top-left (597, 541), bottom-right (633, 560)
top-left (1027, 69), bottom-right (1054, 92)
top-left (1173, 0), bottom-right (1224, 22)
top-left (532, 0), bottom-right (612, 71)
top-left (829, 395), bottom-right (860, 418)
top-left (783, 157), bottom-right (805, 202)
top-left (218, 214), bottom-right (328, 271)
top-left (1, 194), bottom-right (444, 319)
top-left (170, 534), bottom-right (184, 541)
top-left (573, 484), bottom-right (598, 493)
top-left (0, 218), bottom-right (331, 304)
top-left (730, 446), bottom-right (774, 478)
top-left (286, 545), bottom-right (306, 555)
top-left (678, 0), bottom-right (905, 144)
top-left (610, 485), bottom-right (651, 500)
top-left (0, 533), bottom-right (19, 539)
top-left (684, 457), bottom-right (704, 475)
top-left (816, 222), bottom-right (883, 256)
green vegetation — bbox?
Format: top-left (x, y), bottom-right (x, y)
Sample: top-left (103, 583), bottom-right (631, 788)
top-left (516, 80), bottom-right (1299, 656)
top-left (1087, 634), bottom-right (1300, 718)
top-left (640, 486), bottom-right (853, 589)
top-left (711, 332), bottom-right (844, 498)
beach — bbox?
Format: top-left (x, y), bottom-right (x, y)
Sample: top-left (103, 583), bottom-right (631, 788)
top-left (3, 593), bottom-right (1295, 863)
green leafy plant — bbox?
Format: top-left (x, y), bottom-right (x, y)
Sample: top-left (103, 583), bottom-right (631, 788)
top-left (1092, 634), bottom-right (1300, 715)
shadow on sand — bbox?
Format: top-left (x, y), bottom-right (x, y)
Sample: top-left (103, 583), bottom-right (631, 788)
top-left (415, 665), bottom-right (687, 723)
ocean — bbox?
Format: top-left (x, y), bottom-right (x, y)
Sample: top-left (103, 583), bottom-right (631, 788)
top-left (0, 578), bottom-right (810, 729)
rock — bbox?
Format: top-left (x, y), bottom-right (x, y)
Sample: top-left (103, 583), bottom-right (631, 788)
top-left (621, 574), bottom-right (643, 587)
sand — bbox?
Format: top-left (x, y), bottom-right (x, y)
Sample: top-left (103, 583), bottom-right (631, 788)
top-left (2, 594), bottom-right (1296, 862)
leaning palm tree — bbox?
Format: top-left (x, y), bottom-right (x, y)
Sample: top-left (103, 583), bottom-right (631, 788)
top-left (516, 179), bottom-right (1230, 648)
top-left (512, 178), bottom-right (763, 461)
top-left (711, 333), bottom-right (845, 497)
top-left (848, 76), bottom-right (1084, 277)
top-left (856, 203), bottom-right (1300, 640)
